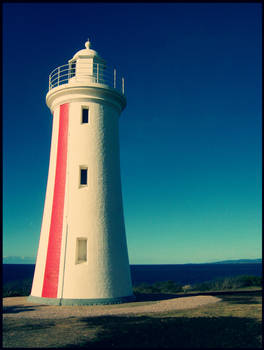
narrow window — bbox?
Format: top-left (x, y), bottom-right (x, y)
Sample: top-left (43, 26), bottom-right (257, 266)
top-left (76, 238), bottom-right (87, 264)
top-left (80, 168), bottom-right (88, 185)
top-left (82, 108), bottom-right (89, 124)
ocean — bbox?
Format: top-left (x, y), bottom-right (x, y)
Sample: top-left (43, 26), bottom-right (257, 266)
top-left (3, 263), bottom-right (262, 286)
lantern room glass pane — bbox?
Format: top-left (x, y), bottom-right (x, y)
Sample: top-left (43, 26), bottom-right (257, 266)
top-left (69, 61), bottom-right (76, 78)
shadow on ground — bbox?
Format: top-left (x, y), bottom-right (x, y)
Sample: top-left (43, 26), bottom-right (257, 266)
top-left (3, 315), bottom-right (262, 348)
top-left (3, 292), bottom-right (262, 348)
top-left (219, 294), bottom-right (262, 305)
top-left (64, 315), bottom-right (261, 348)
top-left (134, 289), bottom-right (261, 302)
top-left (3, 305), bottom-right (38, 314)
top-left (3, 303), bottom-right (50, 314)
top-left (134, 292), bottom-right (180, 302)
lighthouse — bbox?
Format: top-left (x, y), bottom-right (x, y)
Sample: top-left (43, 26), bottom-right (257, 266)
top-left (28, 40), bottom-right (134, 305)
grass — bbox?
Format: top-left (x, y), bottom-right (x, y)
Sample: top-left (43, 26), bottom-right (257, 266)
top-left (191, 275), bottom-right (262, 291)
top-left (3, 290), bottom-right (262, 348)
top-left (3, 275), bottom-right (262, 297)
top-left (133, 275), bottom-right (262, 295)
top-left (3, 278), bottom-right (33, 297)
top-left (3, 275), bottom-right (262, 347)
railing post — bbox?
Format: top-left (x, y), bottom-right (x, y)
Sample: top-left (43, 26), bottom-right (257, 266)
top-left (122, 77), bottom-right (125, 94)
top-left (114, 69), bottom-right (116, 89)
top-left (97, 63), bottom-right (99, 83)
top-left (58, 67), bottom-right (60, 87)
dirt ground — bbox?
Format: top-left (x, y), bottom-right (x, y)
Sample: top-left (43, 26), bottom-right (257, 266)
top-left (3, 295), bottom-right (220, 319)
top-left (3, 295), bottom-right (221, 348)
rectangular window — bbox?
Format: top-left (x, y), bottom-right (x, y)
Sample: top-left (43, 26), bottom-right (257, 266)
top-left (82, 108), bottom-right (89, 124)
top-left (80, 168), bottom-right (88, 185)
top-left (76, 238), bottom-right (87, 264)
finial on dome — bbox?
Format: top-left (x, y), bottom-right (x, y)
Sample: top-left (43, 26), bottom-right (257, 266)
top-left (85, 39), bottom-right (91, 49)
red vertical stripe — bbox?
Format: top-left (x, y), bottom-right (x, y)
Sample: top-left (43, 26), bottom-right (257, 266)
top-left (42, 103), bottom-right (69, 298)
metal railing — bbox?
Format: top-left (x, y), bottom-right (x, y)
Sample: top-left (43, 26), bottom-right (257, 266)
top-left (48, 62), bottom-right (125, 94)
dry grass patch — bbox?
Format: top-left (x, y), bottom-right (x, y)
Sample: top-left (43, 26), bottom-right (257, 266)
top-left (3, 291), bottom-right (262, 348)
top-left (157, 293), bottom-right (262, 321)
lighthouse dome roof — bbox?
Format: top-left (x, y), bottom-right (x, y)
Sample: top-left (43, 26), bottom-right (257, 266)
top-left (69, 40), bottom-right (105, 63)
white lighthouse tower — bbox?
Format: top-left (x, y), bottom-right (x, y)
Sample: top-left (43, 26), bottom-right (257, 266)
top-left (28, 40), bottom-right (134, 305)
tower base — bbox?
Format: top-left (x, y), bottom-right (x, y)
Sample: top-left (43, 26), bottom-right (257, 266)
top-left (27, 294), bottom-right (136, 306)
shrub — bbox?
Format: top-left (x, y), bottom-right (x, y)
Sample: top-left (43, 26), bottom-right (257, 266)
top-left (3, 278), bottom-right (32, 297)
top-left (153, 280), bottom-right (183, 293)
top-left (191, 275), bottom-right (262, 292)
top-left (133, 283), bottom-right (160, 294)
top-left (133, 280), bottom-right (183, 294)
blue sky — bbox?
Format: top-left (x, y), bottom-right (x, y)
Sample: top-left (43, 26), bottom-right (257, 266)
top-left (3, 3), bottom-right (262, 264)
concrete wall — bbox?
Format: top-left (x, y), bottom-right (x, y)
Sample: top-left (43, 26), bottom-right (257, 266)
top-left (31, 88), bottom-right (132, 301)
top-left (60, 100), bottom-right (132, 299)
top-left (31, 107), bottom-right (60, 297)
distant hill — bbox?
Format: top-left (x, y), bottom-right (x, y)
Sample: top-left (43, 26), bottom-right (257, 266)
top-left (210, 259), bottom-right (262, 264)
top-left (2, 256), bottom-right (262, 265)
top-left (3, 256), bottom-right (36, 264)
